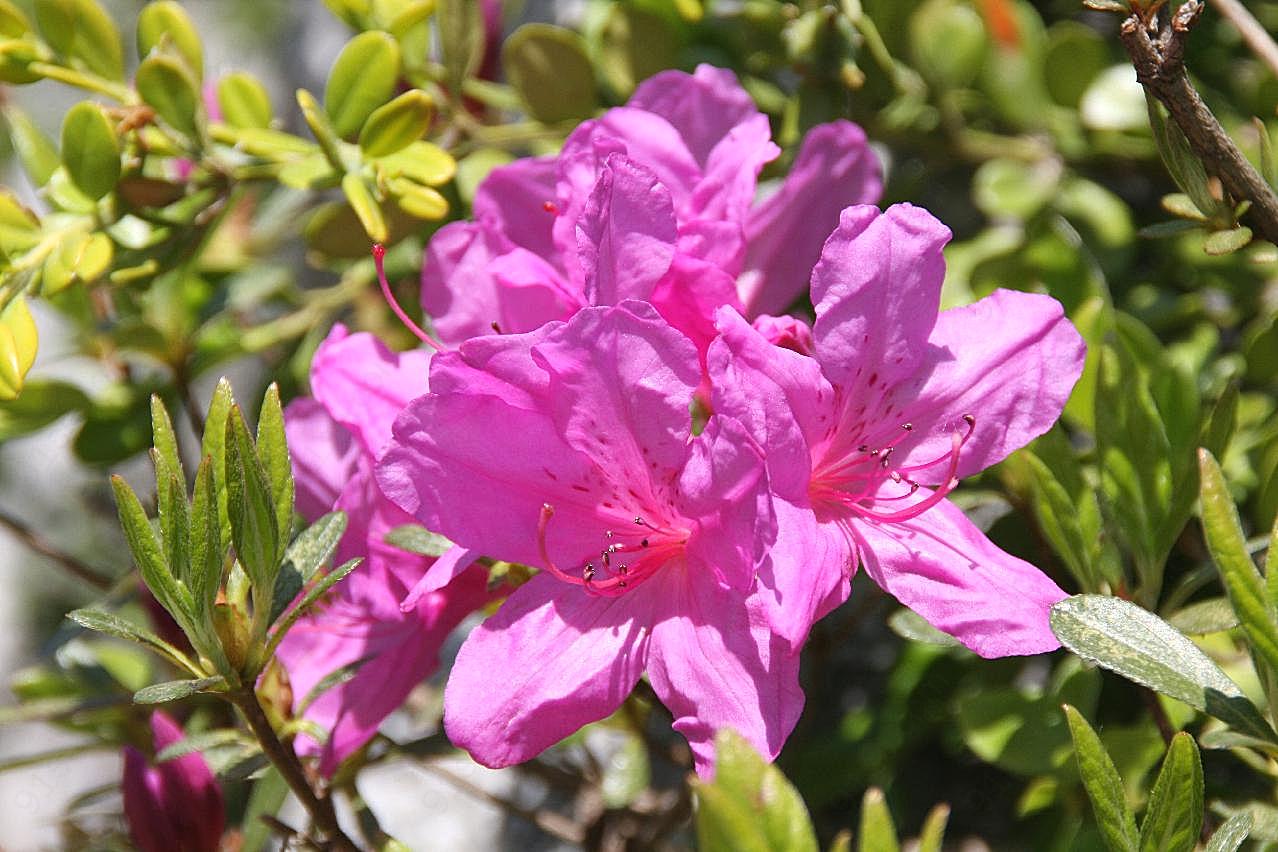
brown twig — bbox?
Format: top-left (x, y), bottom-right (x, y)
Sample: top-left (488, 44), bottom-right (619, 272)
top-left (0, 506), bottom-right (114, 591)
top-left (422, 761), bottom-right (585, 844)
top-left (229, 688), bottom-right (359, 851)
top-left (1209, 0), bottom-right (1278, 80)
top-left (1120, 1), bottom-right (1278, 245)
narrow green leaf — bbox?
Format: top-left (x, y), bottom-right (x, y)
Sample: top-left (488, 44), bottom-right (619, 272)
top-left (695, 784), bottom-right (772, 852)
top-left (708, 729), bottom-right (817, 852)
top-left (341, 171), bottom-right (388, 243)
top-left (190, 455), bottom-right (223, 624)
top-left (133, 676), bottom-right (225, 705)
top-left (5, 106), bottom-right (60, 186)
top-left (886, 608), bottom-right (960, 647)
top-left (858, 788), bottom-right (899, 852)
top-left (150, 393), bottom-right (184, 490)
top-left (202, 379), bottom-right (233, 549)
top-left (1064, 705), bottom-right (1138, 852)
top-left (916, 804), bottom-right (950, 852)
top-left (1199, 449), bottom-right (1278, 679)
top-left (282, 511), bottom-right (347, 585)
top-left (384, 523), bottom-right (453, 559)
top-left (155, 728), bottom-right (251, 763)
top-left (224, 405), bottom-right (279, 593)
top-left (66, 608), bottom-right (199, 674)
top-left (111, 474), bottom-right (192, 625)
top-left (324, 30), bottom-right (400, 139)
top-left (1051, 595), bottom-right (1278, 744)
top-left (136, 0), bottom-right (202, 79)
top-left (255, 384), bottom-right (293, 560)
top-left (60, 102), bottom-right (120, 201)
top-left (1016, 450), bottom-right (1098, 590)
top-left (240, 767), bottom-right (289, 852)
top-left (136, 53), bottom-right (202, 138)
top-left (67, 0), bottom-right (123, 80)
top-left (359, 89), bottom-right (434, 157)
top-left (1146, 95), bottom-right (1225, 220)
top-left (160, 470), bottom-right (191, 592)
top-left (436, 0), bottom-right (484, 93)
top-left (1205, 811), bottom-right (1253, 852)
top-left (1268, 510), bottom-right (1278, 615)
top-left (1201, 384), bottom-right (1238, 461)
top-left (1165, 597), bottom-right (1239, 635)
top-left (215, 71), bottom-right (272, 129)
top-left (263, 557), bottom-right (361, 660)
top-left (1138, 732), bottom-right (1202, 852)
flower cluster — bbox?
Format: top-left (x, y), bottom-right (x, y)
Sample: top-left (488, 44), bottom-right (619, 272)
top-left (280, 65), bottom-right (1085, 776)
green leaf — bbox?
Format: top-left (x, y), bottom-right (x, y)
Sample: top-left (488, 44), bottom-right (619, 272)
top-left (66, 608), bottom-right (198, 674)
top-left (155, 728), bottom-right (251, 763)
top-left (0, 380), bottom-right (89, 441)
top-left (1203, 227), bottom-right (1253, 256)
top-left (133, 676), bottom-right (226, 705)
top-left (886, 608), bottom-right (960, 647)
top-left (0, 0), bottom-right (31, 36)
top-left (359, 89), bottom-right (434, 157)
top-left (256, 384), bottom-right (293, 560)
top-left (202, 378), bottom-right (233, 547)
top-left (136, 0), bottom-right (202, 79)
top-left (1199, 449), bottom-right (1278, 679)
top-left (502, 24), bottom-right (599, 124)
top-left (384, 523), bottom-right (453, 558)
top-left (1146, 95), bottom-right (1226, 221)
top-left (1205, 811), bottom-right (1253, 852)
top-left (150, 395), bottom-right (184, 487)
top-left (240, 767), bottom-right (289, 852)
top-left (389, 179), bottom-right (449, 220)
top-left (1095, 342), bottom-right (1173, 594)
top-left (66, 0), bottom-right (123, 80)
top-left (1165, 598), bottom-right (1239, 635)
top-left (436, 0), bottom-right (484, 93)
top-left (159, 469), bottom-right (191, 598)
top-left (215, 72), bottom-right (272, 129)
top-left (341, 171), bottom-right (388, 243)
top-left (5, 106), bottom-right (60, 186)
top-left (263, 557), bottom-right (361, 660)
top-left (111, 474), bottom-right (192, 625)
top-left (375, 140), bottom-right (456, 186)
top-left (224, 405), bottom-right (279, 593)
top-left (282, 511), bottom-right (347, 585)
top-left (1013, 450), bottom-right (1098, 590)
top-left (33, 0), bottom-right (73, 54)
top-left (693, 729), bottom-right (818, 852)
top-left (1200, 384), bottom-right (1238, 462)
top-left (600, 732), bottom-right (649, 808)
top-left (190, 455), bottom-right (223, 629)
top-left (1051, 595), bottom-right (1278, 744)
top-left (60, 102), bottom-right (120, 201)
top-left (1064, 704), bottom-right (1138, 852)
top-left (1138, 732), bottom-right (1202, 852)
top-left (136, 53), bottom-right (202, 138)
top-left (325, 30), bottom-right (400, 139)
top-left (916, 803), bottom-right (950, 852)
top-left (858, 787), bottom-right (900, 852)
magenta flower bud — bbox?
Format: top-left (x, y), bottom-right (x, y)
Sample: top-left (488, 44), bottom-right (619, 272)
top-left (122, 713), bottom-right (225, 852)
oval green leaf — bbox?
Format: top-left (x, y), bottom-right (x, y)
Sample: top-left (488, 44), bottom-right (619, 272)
top-left (359, 89), bottom-right (434, 157)
top-left (324, 30), bottom-right (401, 139)
top-left (216, 71), bottom-right (272, 129)
top-left (136, 53), bottom-right (202, 137)
top-left (60, 101), bottom-right (120, 200)
top-left (503, 23), bottom-right (598, 124)
top-left (137, 0), bottom-right (202, 79)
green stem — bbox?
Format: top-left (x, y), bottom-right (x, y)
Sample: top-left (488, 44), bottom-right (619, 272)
top-left (27, 62), bottom-right (134, 102)
top-left (230, 687), bottom-right (359, 851)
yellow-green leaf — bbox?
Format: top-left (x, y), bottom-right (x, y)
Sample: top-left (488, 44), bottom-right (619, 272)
top-left (376, 140), bottom-right (455, 186)
top-left (137, 0), bottom-right (203, 80)
top-left (387, 178), bottom-right (447, 220)
top-left (324, 30), bottom-right (400, 139)
top-left (136, 53), bottom-right (202, 138)
top-left (0, 0), bottom-right (30, 37)
top-left (359, 89), bottom-right (433, 157)
top-left (216, 72), bottom-right (272, 129)
top-left (341, 171), bottom-right (387, 242)
top-left (0, 295), bottom-right (37, 400)
top-left (502, 24), bottom-right (598, 123)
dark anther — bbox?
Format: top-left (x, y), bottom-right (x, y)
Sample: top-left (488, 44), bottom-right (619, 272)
top-left (641, 538), bottom-right (649, 548)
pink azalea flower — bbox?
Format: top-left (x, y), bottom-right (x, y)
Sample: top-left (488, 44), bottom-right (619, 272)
top-left (420, 65), bottom-right (881, 347)
top-left (276, 326), bottom-right (490, 776)
top-left (122, 712), bottom-right (224, 852)
top-left (709, 203), bottom-right (1086, 656)
top-left (376, 301), bottom-right (801, 775)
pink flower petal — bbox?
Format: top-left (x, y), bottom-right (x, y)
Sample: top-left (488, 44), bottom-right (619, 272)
top-left (741, 121), bottom-right (883, 316)
top-left (646, 569), bottom-right (803, 776)
top-left (851, 495), bottom-right (1067, 657)
top-left (473, 155), bottom-right (560, 262)
top-left (812, 203), bottom-right (951, 394)
top-left (283, 398), bottom-right (360, 520)
top-left (628, 64), bottom-right (762, 168)
top-left (755, 499), bottom-right (852, 651)
top-left (443, 572), bottom-right (655, 767)
top-left (881, 289), bottom-right (1087, 482)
